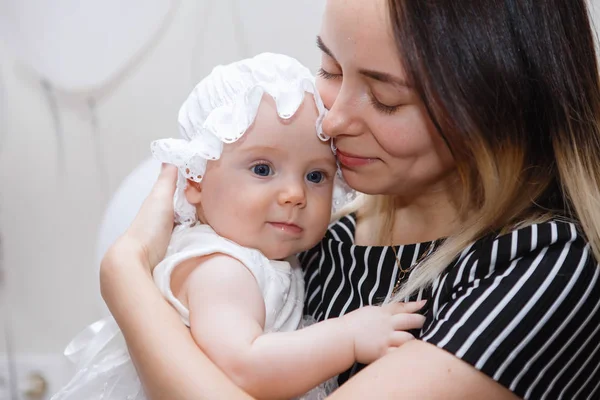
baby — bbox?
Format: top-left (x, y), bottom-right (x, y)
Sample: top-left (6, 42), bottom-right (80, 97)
top-left (53, 53), bottom-right (423, 400)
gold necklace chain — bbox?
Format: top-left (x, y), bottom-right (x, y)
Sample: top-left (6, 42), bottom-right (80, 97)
top-left (390, 241), bottom-right (436, 295)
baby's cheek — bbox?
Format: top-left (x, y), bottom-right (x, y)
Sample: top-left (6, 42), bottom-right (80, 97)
top-left (309, 192), bottom-right (333, 240)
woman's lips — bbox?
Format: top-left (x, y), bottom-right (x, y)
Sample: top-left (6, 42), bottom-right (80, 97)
top-left (336, 149), bottom-right (377, 168)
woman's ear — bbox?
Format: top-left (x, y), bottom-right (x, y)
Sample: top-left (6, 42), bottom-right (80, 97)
top-left (184, 179), bottom-right (203, 205)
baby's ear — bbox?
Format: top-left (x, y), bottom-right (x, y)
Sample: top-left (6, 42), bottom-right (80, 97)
top-left (184, 179), bottom-right (202, 205)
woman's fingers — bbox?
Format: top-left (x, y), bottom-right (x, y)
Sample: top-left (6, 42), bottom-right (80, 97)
top-left (132, 163), bottom-right (178, 229)
top-left (151, 163), bottom-right (179, 201)
top-left (121, 163), bottom-right (179, 270)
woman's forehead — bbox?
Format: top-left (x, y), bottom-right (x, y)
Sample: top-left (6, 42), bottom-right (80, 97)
top-left (321, 0), bottom-right (403, 75)
top-left (322, 0), bottom-right (389, 42)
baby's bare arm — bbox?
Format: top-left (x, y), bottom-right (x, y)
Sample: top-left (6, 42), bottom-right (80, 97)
top-left (185, 254), bottom-right (355, 400)
top-left (184, 254), bottom-right (426, 400)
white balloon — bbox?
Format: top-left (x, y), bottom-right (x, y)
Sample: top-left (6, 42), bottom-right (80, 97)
top-left (95, 158), bottom-right (161, 267)
top-left (0, 0), bottom-right (177, 92)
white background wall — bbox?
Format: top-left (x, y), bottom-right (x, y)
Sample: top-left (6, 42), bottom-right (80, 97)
top-left (1, 0), bottom-right (600, 397)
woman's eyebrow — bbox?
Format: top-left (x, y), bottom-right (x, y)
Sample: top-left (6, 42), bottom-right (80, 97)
top-left (359, 69), bottom-right (411, 89)
top-left (316, 36), bottom-right (336, 60)
top-left (316, 35), bottom-right (409, 89)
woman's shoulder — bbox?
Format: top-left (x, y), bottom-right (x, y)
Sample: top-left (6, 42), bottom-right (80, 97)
top-left (464, 218), bottom-right (594, 274)
top-left (435, 218), bottom-right (598, 305)
top-left (422, 218), bottom-right (600, 399)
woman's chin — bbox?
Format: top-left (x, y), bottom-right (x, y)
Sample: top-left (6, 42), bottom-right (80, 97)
top-left (340, 168), bottom-right (389, 195)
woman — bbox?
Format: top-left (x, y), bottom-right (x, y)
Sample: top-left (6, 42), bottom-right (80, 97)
top-left (101, 0), bottom-right (600, 398)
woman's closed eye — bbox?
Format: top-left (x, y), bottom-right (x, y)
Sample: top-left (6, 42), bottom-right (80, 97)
top-left (369, 96), bottom-right (402, 115)
top-left (251, 162), bottom-right (274, 177)
top-left (317, 67), bottom-right (341, 80)
top-left (368, 84), bottom-right (411, 116)
top-left (319, 66), bottom-right (402, 114)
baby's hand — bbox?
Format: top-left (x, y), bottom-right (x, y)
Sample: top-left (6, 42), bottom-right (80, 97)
top-left (341, 301), bottom-right (426, 364)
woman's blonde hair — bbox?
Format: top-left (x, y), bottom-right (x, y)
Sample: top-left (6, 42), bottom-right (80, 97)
top-left (362, 0), bottom-right (600, 300)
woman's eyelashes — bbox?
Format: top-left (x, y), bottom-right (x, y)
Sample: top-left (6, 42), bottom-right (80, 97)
top-left (319, 66), bottom-right (401, 115)
top-left (369, 96), bottom-right (401, 115)
top-left (317, 67), bottom-right (341, 80)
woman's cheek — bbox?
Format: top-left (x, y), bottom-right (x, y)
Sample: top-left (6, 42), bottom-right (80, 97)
top-left (316, 77), bottom-right (338, 110)
top-left (374, 110), bottom-right (435, 157)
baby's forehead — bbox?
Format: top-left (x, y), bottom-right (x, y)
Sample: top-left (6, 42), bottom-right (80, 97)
top-left (228, 120), bottom-right (333, 158)
top-left (224, 100), bottom-right (334, 164)
top-left (256, 94), bottom-right (318, 129)
top-left (237, 94), bottom-right (325, 142)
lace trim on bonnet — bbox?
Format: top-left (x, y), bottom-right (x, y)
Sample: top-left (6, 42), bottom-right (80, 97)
top-left (151, 52), bottom-right (356, 226)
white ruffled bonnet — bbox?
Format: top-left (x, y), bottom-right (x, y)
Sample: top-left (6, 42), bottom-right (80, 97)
top-left (151, 52), bottom-right (355, 226)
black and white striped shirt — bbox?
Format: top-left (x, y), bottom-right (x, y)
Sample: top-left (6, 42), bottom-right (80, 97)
top-left (299, 214), bottom-right (600, 399)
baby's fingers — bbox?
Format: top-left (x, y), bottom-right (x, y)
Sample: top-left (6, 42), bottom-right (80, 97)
top-left (389, 331), bottom-right (415, 348)
top-left (384, 300), bottom-right (427, 314)
top-left (386, 347), bottom-right (400, 356)
top-left (392, 313), bottom-right (426, 331)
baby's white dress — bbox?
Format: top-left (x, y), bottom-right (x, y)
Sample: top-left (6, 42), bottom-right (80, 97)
top-left (52, 224), bottom-right (333, 400)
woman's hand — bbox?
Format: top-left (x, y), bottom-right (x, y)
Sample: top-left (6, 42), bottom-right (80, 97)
top-left (102, 164), bottom-right (178, 274)
top-left (97, 164), bottom-right (253, 400)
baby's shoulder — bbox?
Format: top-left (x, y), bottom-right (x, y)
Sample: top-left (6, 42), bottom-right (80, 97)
top-left (169, 223), bottom-right (294, 280)
top-left (171, 224), bottom-right (260, 259)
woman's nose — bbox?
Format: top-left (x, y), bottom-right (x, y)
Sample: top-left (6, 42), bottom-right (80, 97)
top-left (321, 85), bottom-right (365, 139)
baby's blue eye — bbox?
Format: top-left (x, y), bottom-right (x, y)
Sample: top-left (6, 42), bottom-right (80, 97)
top-left (252, 164), bottom-right (272, 176)
top-left (306, 171), bottom-right (324, 183)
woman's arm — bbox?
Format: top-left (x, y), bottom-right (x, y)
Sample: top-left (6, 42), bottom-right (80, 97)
top-left (100, 165), bottom-right (252, 400)
top-left (329, 340), bottom-right (518, 399)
